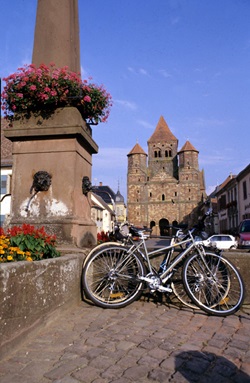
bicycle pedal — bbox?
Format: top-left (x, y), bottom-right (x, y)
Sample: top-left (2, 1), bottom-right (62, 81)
top-left (110, 292), bottom-right (125, 298)
top-left (219, 297), bottom-right (229, 305)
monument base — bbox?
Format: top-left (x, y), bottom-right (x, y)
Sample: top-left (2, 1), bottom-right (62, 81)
top-left (4, 107), bottom-right (98, 247)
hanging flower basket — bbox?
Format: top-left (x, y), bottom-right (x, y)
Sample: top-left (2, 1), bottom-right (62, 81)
top-left (1, 63), bottom-right (112, 125)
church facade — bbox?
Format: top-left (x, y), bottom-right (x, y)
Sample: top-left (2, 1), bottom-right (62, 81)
top-left (127, 116), bottom-right (206, 235)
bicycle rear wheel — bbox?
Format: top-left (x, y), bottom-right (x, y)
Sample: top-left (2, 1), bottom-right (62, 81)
top-left (182, 252), bottom-right (244, 316)
top-left (82, 246), bottom-right (146, 308)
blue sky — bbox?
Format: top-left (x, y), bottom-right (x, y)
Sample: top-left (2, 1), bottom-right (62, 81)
top-left (1, 0), bottom-right (250, 200)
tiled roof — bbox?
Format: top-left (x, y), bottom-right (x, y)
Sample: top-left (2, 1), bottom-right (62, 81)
top-left (1, 118), bottom-right (13, 167)
top-left (148, 116), bottom-right (177, 143)
top-left (92, 185), bottom-right (116, 204)
top-left (219, 174), bottom-right (236, 190)
top-left (127, 143), bottom-right (147, 156)
top-left (178, 140), bottom-right (199, 153)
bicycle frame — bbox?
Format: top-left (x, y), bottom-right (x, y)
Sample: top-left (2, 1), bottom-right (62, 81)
top-left (124, 231), bottom-right (210, 288)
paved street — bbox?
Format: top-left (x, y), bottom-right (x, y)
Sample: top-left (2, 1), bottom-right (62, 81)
top-left (1, 295), bottom-right (250, 383)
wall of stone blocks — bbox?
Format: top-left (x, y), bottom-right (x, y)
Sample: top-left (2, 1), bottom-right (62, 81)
top-left (0, 253), bottom-right (86, 357)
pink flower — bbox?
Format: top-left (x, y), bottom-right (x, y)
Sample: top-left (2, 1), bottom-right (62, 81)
top-left (1, 63), bottom-right (112, 123)
top-left (40, 93), bottom-right (49, 100)
top-left (83, 95), bottom-right (91, 103)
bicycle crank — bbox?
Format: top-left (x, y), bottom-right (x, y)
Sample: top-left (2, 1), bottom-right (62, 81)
top-left (142, 273), bottom-right (172, 293)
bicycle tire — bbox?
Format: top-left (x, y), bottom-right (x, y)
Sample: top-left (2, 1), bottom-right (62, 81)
top-left (83, 242), bottom-right (124, 267)
top-left (170, 259), bottom-right (199, 309)
top-left (171, 251), bottom-right (224, 310)
top-left (82, 246), bottom-right (146, 308)
top-left (182, 252), bottom-right (244, 316)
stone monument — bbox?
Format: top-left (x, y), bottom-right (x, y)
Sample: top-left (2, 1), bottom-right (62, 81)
top-left (4, 0), bottom-right (98, 247)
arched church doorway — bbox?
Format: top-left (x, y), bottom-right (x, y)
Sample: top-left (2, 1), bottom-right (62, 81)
top-left (159, 218), bottom-right (169, 236)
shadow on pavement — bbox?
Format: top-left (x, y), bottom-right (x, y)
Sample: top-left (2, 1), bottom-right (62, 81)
top-left (175, 350), bottom-right (250, 382)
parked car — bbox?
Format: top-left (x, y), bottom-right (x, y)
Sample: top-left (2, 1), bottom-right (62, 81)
top-left (203, 234), bottom-right (238, 250)
top-left (237, 219), bottom-right (250, 249)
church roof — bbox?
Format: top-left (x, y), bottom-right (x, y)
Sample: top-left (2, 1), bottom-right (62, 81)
top-left (178, 140), bottom-right (199, 153)
top-left (127, 143), bottom-right (147, 156)
top-left (147, 116), bottom-right (177, 143)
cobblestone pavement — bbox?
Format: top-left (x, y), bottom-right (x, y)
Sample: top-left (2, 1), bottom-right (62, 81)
top-left (1, 297), bottom-right (250, 383)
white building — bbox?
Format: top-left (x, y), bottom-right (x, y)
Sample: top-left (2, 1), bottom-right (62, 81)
top-left (91, 193), bottom-right (115, 234)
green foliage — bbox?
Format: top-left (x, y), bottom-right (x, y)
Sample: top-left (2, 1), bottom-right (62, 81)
top-left (0, 224), bottom-right (60, 262)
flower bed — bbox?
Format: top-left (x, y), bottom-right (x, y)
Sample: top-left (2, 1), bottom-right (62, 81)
top-left (1, 63), bottom-right (112, 125)
top-left (0, 224), bottom-right (60, 262)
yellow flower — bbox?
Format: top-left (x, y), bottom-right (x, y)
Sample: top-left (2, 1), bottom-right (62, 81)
top-left (25, 251), bottom-right (31, 256)
top-left (7, 255), bottom-right (13, 261)
top-left (26, 257), bottom-right (33, 262)
top-left (0, 250), bottom-right (5, 254)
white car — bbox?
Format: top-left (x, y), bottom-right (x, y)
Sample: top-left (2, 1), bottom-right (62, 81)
top-left (203, 234), bottom-right (238, 250)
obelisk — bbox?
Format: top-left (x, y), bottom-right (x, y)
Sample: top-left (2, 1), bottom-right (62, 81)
top-left (32, 0), bottom-right (80, 73)
top-left (4, 0), bottom-right (98, 247)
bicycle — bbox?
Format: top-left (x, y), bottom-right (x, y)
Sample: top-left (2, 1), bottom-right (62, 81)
top-left (82, 223), bottom-right (196, 309)
top-left (82, 212), bottom-right (244, 316)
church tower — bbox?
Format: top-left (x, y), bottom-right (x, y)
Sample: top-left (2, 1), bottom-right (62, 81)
top-left (178, 141), bottom-right (206, 205)
top-left (147, 116), bottom-right (178, 179)
top-left (127, 143), bottom-right (147, 224)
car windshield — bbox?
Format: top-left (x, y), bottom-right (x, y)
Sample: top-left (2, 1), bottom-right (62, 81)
top-left (240, 222), bottom-right (250, 232)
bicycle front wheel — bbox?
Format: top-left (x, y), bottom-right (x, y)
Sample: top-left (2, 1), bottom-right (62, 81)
top-left (82, 246), bottom-right (146, 308)
top-left (182, 252), bottom-right (244, 316)
top-left (171, 259), bottom-right (199, 310)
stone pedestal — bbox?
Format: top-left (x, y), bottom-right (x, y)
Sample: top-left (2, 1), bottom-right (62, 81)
top-left (4, 107), bottom-right (98, 247)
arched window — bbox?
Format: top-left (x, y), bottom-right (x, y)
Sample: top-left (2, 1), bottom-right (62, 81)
top-left (162, 194), bottom-right (165, 201)
top-left (165, 150), bottom-right (169, 157)
top-left (154, 151), bottom-right (158, 158)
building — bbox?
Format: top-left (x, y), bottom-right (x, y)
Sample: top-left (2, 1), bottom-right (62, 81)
top-left (127, 116), bottom-right (206, 235)
top-left (207, 163), bottom-right (250, 234)
top-left (237, 164), bottom-right (250, 221)
top-left (215, 174), bottom-right (238, 234)
top-left (90, 193), bottom-right (115, 234)
top-left (92, 182), bottom-right (127, 225)
top-left (114, 188), bottom-right (127, 224)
